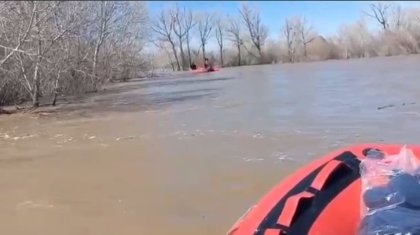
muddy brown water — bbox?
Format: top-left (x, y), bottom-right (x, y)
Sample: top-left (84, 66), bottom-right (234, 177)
top-left (1, 55), bottom-right (420, 235)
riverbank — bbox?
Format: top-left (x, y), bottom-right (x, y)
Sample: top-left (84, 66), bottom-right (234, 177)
top-left (0, 69), bottom-right (205, 119)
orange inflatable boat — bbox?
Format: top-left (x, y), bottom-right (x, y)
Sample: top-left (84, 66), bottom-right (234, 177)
top-left (191, 66), bottom-right (220, 73)
top-left (227, 143), bottom-right (420, 235)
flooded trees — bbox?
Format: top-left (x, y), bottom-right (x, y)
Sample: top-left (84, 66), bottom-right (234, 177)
top-left (28, 2), bottom-right (81, 107)
top-left (0, 1), bottom-right (149, 108)
top-left (6, 1), bottom-right (420, 111)
top-left (0, 1), bottom-right (74, 107)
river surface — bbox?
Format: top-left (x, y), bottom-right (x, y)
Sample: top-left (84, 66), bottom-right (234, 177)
top-left (1, 55), bottom-right (420, 235)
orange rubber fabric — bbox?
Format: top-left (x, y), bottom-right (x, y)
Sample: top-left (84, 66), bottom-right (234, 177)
top-left (227, 144), bottom-right (420, 235)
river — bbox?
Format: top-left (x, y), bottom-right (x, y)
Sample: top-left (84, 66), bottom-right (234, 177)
top-left (1, 55), bottom-right (420, 235)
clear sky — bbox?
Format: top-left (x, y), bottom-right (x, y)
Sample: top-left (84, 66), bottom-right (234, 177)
top-left (146, 1), bottom-right (420, 50)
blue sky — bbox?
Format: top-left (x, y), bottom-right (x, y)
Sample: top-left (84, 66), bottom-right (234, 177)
top-left (148, 1), bottom-right (362, 37)
top-left (147, 1), bottom-right (420, 50)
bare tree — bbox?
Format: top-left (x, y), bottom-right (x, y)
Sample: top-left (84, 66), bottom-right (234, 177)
top-left (215, 17), bottom-right (225, 66)
top-left (0, 2), bottom-right (37, 106)
top-left (295, 16), bottom-right (316, 58)
top-left (238, 4), bottom-right (268, 60)
top-left (151, 8), bottom-right (181, 71)
top-left (364, 2), bottom-right (393, 31)
top-left (11, 1), bottom-right (74, 106)
top-left (227, 17), bottom-right (243, 66)
top-left (171, 5), bottom-right (189, 70)
top-left (183, 9), bottom-right (195, 66)
top-left (91, 1), bottom-right (121, 87)
top-left (283, 18), bottom-right (295, 62)
top-left (197, 12), bottom-right (214, 61)
top-left (393, 4), bottom-right (402, 30)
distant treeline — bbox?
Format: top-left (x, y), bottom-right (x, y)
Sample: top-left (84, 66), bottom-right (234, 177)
top-left (152, 2), bottom-right (420, 70)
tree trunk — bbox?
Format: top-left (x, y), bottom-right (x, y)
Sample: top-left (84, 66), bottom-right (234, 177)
top-left (32, 10), bottom-right (41, 107)
top-left (186, 33), bottom-right (192, 66)
top-left (258, 47), bottom-right (263, 64)
top-left (178, 37), bottom-right (186, 70)
top-left (92, 40), bottom-right (100, 80)
top-left (202, 43), bottom-right (206, 61)
top-left (170, 41), bottom-right (181, 71)
top-left (52, 72), bottom-right (60, 106)
top-left (32, 62), bottom-right (40, 107)
top-left (52, 92), bottom-right (58, 106)
top-left (216, 25), bottom-right (224, 67)
top-left (237, 45), bottom-right (241, 66)
top-left (92, 1), bottom-right (106, 89)
top-left (92, 28), bottom-right (104, 89)
top-left (219, 46), bottom-right (223, 67)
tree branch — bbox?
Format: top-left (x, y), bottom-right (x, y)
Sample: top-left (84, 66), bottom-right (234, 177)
top-left (0, 2), bottom-right (36, 67)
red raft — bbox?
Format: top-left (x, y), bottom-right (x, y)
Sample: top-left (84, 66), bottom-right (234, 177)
top-left (227, 143), bottom-right (420, 235)
top-left (191, 66), bottom-right (220, 73)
